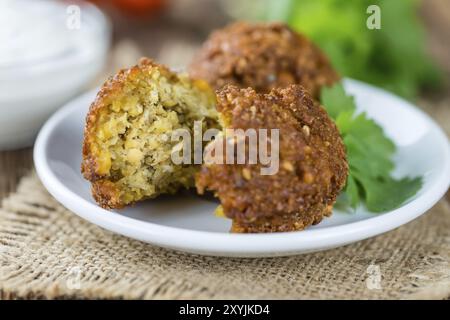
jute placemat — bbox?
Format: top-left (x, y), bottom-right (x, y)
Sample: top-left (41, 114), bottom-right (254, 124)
top-left (0, 172), bottom-right (449, 299)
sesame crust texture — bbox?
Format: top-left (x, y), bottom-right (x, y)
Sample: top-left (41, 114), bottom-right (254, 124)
top-left (189, 22), bottom-right (340, 99)
top-left (196, 85), bottom-right (348, 233)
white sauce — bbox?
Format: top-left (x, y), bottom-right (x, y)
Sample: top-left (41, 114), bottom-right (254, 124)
top-left (0, 0), bottom-right (102, 67)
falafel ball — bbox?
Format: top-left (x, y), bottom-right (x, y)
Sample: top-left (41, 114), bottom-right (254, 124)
top-left (196, 85), bottom-right (348, 233)
top-left (189, 22), bottom-right (340, 99)
top-left (82, 58), bottom-right (218, 209)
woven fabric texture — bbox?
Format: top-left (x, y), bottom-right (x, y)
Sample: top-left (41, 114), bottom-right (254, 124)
top-left (0, 173), bottom-right (449, 299)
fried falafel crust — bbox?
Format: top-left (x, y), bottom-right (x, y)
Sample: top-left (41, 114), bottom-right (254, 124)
top-left (82, 58), bottom-right (217, 209)
top-left (196, 85), bottom-right (348, 233)
top-left (189, 22), bottom-right (340, 99)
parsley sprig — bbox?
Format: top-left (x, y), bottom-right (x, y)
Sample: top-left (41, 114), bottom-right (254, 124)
top-left (321, 83), bottom-right (422, 212)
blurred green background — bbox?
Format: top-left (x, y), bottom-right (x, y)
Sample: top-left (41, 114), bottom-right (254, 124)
top-left (222, 0), bottom-right (444, 100)
top-left (89, 0), bottom-right (448, 102)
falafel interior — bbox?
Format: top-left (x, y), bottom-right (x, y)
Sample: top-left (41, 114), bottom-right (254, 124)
top-left (196, 85), bottom-right (348, 233)
top-left (82, 58), bottom-right (218, 209)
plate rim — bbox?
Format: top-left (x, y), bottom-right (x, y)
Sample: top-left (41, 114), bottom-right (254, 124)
top-left (33, 79), bottom-right (450, 257)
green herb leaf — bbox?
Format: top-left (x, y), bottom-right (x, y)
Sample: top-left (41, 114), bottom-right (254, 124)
top-left (320, 83), bottom-right (355, 119)
top-left (352, 171), bottom-right (422, 212)
top-left (321, 82), bottom-right (422, 212)
top-left (344, 174), bottom-right (360, 209)
top-left (255, 0), bottom-right (443, 99)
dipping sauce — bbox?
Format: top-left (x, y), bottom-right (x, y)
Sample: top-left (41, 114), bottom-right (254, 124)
top-left (0, 0), bottom-right (103, 68)
top-left (0, 0), bottom-right (110, 150)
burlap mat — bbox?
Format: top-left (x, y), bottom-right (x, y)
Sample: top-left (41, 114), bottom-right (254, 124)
top-left (0, 172), bottom-right (449, 299)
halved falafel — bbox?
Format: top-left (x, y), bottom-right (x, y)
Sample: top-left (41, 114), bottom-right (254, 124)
top-left (82, 58), bottom-right (218, 209)
top-left (189, 22), bottom-right (340, 99)
top-left (196, 85), bottom-right (348, 233)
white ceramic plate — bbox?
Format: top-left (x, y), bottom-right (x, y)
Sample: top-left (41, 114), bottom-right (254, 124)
top-left (34, 79), bottom-right (450, 257)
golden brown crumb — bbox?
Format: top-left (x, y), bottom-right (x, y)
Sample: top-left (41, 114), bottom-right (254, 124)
top-left (196, 85), bottom-right (348, 233)
top-left (82, 58), bottom-right (218, 209)
top-left (189, 22), bottom-right (340, 98)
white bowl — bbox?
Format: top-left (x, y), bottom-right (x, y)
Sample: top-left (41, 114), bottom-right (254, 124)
top-left (34, 79), bottom-right (450, 257)
top-left (0, 1), bottom-right (110, 150)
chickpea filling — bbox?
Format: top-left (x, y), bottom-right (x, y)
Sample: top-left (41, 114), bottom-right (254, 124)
top-left (90, 68), bottom-right (218, 205)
